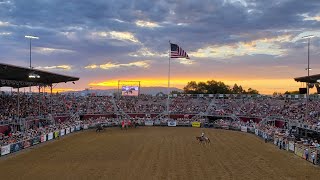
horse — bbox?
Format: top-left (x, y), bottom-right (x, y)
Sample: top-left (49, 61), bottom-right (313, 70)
top-left (196, 136), bottom-right (211, 144)
top-left (121, 123), bottom-right (128, 130)
top-left (96, 124), bottom-right (105, 132)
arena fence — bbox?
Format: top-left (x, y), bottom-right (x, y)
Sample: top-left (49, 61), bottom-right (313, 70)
top-left (1, 124), bottom-right (81, 157)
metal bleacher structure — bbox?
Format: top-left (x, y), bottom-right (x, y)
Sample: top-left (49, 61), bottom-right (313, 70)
top-left (0, 62), bottom-right (79, 130)
top-left (110, 96), bottom-right (132, 120)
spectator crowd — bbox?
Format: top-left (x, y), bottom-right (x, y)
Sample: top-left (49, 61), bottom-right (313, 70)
top-left (1, 92), bottom-right (320, 147)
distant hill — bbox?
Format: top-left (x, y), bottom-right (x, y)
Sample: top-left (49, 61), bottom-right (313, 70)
top-left (140, 87), bottom-right (182, 95)
top-left (65, 87), bottom-right (182, 96)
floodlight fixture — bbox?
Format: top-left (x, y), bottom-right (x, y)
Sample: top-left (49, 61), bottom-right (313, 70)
top-left (301, 35), bottom-right (315, 39)
top-left (28, 73), bottom-right (40, 79)
top-left (25, 35), bottom-right (39, 39)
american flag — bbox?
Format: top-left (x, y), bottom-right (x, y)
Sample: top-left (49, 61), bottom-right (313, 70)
top-left (170, 43), bottom-right (190, 59)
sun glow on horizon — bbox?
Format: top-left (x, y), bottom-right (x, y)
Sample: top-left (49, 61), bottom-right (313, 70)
top-left (88, 78), bottom-right (302, 95)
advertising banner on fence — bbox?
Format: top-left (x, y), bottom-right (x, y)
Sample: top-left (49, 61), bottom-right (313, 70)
top-left (83, 124), bottom-right (88, 130)
top-left (154, 120), bottom-right (161, 126)
top-left (40, 134), bottom-right (47, 143)
top-left (160, 121), bottom-right (167, 126)
top-left (192, 122), bottom-right (201, 128)
top-left (263, 133), bottom-right (268, 140)
top-left (66, 128), bottom-right (70, 134)
top-left (168, 121), bottom-right (177, 127)
top-left (76, 125), bottom-right (81, 131)
top-left (23, 139), bottom-right (32, 149)
top-left (289, 142), bottom-right (295, 152)
top-left (295, 146), bottom-right (304, 158)
top-left (145, 120), bottom-right (154, 126)
top-left (222, 125), bottom-right (230, 130)
top-left (71, 127), bottom-right (75, 133)
top-left (1, 145), bottom-right (10, 156)
top-left (255, 129), bottom-right (259, 136)
top-left (54, 131), bottom-right (59, 138)
top-left (88, 124), bottom-right (96, 128)
top-left (240, 126), bottom-right (247, 132)
top-left (248, 127), bottom-right (254, 133)
top-left (10, 142), bottom-right (23, 153)
top-left (60, 129), bottom-right (65, 136)
top-left (48, 132), bottom-right (54, 140)
top-left (32, 136), bottom-right (40, 146)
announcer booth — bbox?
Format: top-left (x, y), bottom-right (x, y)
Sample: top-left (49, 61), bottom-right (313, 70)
top-left (0, 63), bottom-right (79, 132)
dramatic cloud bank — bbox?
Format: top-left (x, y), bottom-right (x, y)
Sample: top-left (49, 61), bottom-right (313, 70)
top-left (0, 0), bottom-right (319, 94)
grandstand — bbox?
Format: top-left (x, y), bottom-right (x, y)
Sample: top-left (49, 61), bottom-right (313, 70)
top-left (0, 63), bottom-right (79, 132)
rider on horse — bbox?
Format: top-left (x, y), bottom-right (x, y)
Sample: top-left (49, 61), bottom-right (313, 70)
top-left (96, 123), bottom-right (104, 132)
top-left (201, 132), bottom-right (205, 140)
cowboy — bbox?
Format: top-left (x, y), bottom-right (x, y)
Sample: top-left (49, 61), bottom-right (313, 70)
top-left (121, 120), bottom-right (125, 129)
top-left (201, 132), bottom-right (205, 140)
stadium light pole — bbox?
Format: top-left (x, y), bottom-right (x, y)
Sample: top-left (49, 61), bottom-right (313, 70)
top-left (302, 35), bottom-right (314, 122)
top-left (25, 35), bottom-right (39, 93)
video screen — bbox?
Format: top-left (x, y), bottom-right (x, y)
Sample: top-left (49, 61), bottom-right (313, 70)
top-left (121, 86), bottom-right (139, 96)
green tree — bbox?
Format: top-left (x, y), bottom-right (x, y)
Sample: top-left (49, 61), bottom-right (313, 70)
top-left (246, 88), bottom-right (259, 94)
top-left (273, 92), bottom-right (282, 96)
top-left (206, 80), bottom-right (231, 94)
top-left (171, 90), bottom-right (182, 95)
top-left (284, 91), bottom-right (300, 95)
top-left (183, 81), bottom-right (198, 94)
top-left (238, 85), bottom-right (244, 94)
top-left (232, 84), bottom-right (240, 94)
top-left (232, 84), bottom-right (245, 94)
top-left (182, 80), bottom-right (259, 94)
top-left (196, 82), bottom-right (208, 94)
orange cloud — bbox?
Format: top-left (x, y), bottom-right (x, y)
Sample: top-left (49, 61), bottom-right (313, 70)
top-left (135, 20), bottom-right (161, 28)
top-left (85, 61), bottom-right (150, 70)
top-left (91, 31), bottom-right (140, 43)
top-left (36, 65), bottom-right (72, 70)
top-left (190, 35), bottom-right (292, 58)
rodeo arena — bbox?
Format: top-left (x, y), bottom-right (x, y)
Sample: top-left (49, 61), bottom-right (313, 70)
top-left (1, 62), bottom-right (320, 179)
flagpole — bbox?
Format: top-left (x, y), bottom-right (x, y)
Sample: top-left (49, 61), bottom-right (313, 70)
top-left (167, 40), bottom-right (171, 121)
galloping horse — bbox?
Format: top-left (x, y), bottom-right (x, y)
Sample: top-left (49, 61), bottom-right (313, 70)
top-left (121, 120), bottom-right (128, 130)
top-left (96, 124), bottom-right (105, 132)
top-left (196, 136), bottom-right (211, 144)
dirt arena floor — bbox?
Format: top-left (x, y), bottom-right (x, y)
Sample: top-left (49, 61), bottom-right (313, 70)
top-left (0, 127), bottom-right (319, 180)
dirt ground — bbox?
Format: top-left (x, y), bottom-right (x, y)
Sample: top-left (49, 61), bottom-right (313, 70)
top-left (0, 127), bottom-right (319, 180)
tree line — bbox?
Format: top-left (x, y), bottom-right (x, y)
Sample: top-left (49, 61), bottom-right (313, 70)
top-left (181, 80), bottom-right (259, 94)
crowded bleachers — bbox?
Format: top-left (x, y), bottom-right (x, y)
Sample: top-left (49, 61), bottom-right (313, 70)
top-left (2, 92), bottom-right (320, 147)
top-left (1, 93), bottom-right (320, 126)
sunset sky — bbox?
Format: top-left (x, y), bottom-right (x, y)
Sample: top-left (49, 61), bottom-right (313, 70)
top-left (0, 0), bottom-right (320, 94)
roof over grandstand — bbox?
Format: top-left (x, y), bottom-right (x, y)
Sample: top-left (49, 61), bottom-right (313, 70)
top-left (0, 63), bottom-right (79, 88)
top-left (294, 74), bottom-right (320, 83)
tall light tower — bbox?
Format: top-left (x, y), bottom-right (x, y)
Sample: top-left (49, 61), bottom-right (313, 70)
top-left (25, 35), bottom-right (39, 92)
top-left (301, 35), bottom-right (314, 122)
